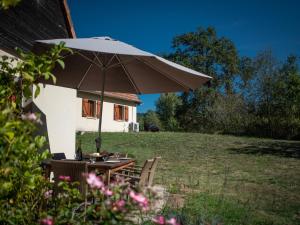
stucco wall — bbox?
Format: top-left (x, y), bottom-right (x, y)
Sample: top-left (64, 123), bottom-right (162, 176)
top-left (76, 92), bottom-right (137, 132)
top-left (33, 85), bottom-right (77, 159)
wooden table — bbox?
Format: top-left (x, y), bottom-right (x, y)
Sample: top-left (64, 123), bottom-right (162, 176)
top-left (87, 159), bottom-right (135, 184)
top-left (42, 159), bottom-right (135, 185)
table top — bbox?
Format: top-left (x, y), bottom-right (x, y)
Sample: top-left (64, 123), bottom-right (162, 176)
top-left (43, 158), bottom-right (135, 170)
top-left (87, 159), bottom-right (135, 170)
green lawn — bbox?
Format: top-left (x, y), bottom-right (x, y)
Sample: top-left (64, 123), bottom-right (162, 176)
top-left (78, 132), bottom-right (300, 225)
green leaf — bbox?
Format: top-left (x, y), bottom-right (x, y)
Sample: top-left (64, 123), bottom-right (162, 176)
top-left (50, 73), bottom-right (57, 84)
top-left (57, 59), bottom-right (65, 69)
top-left (5, 131), bottom-right (14, 140)
top-left (34, 85), bottom-right (40, 98)
top-left (22, 72), bottom-right (34, 82)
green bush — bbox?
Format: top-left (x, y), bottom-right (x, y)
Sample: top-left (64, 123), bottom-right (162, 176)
top-left (0, 43), bottom-right (68, 224)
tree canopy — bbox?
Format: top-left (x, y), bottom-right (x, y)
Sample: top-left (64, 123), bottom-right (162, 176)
top-left (146, 27), bottom-right (300, 139)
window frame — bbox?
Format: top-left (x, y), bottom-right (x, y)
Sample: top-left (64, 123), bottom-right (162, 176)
top-left (114, 104), bottom-right (129, 122)
top-left (82, 99), bottom-right (101, 119)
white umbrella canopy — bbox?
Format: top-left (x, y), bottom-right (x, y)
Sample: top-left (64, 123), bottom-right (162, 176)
top-left (34, 37), bottom-right (211, 94)
top-left (33, 37), bottom-right (211, 151)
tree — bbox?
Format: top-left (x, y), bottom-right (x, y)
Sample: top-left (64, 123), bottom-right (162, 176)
top-left (166, 27), bottom-right (240, 132)
top-left (240, 51), bottom-right (300, 139)
top-left (143, 110), bottom-right (162, 131)
top-left (156, 93), bottom-right (182, 131)
top-left (270, 55), bottom-right (300, 139)
top-left (206, 94), bottom-right (250, 135)
top-left (169, 26), bottom-right (239, 94)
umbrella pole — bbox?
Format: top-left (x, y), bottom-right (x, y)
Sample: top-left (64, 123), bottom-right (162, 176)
top-left (96, 68), bottom-right (106, 152)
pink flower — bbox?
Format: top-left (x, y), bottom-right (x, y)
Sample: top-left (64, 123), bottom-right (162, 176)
top-left (152, 215), bottom-right (166, 225)
top-left (58, 175), bottom-right (71, 182)
top-left (21, 113), bottom-right (42, 124)
top-left (129, 191), bottom-right (149, 210)
top-left (166, 218), bottom-right (180, 225)
top-left (21, 113), bottom-right (37, 121)
top-left (27, 113), bottom-right (37, 120)
top-left (44, 190), bottom-right (53, 199)
top-left (104, 188), bottom-right (113, 196)
top-left (86, 173), bottom-right (104, 189)
top-left (40, 217), bottom-right (53, 225)
top-left (116, 199), bottom-right (126, 210)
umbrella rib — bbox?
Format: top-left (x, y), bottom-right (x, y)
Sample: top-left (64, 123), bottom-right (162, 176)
top-left (93, 52), bottom-right (104, 67)
top-left (75, 50), bottom-right (103, 69)
top-left (107, 58), bottom-right (135, 70)
top-left (115, 55), bottom-right (141, 94)
top-left (134, 56), bottom-right (191, 91)
top-left (77, 53), bottom-right (100, 89)
top-left (106, 54), bottom-right (117, 68)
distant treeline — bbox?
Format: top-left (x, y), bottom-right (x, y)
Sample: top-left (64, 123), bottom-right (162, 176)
top-left (138, 27), bottom-right (300, 140)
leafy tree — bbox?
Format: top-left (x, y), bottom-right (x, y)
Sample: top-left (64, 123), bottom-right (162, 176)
top-left (169, 26), bottom-right (239, 93)
top-left (238, 56), bottom-right (256, 94)
top-left (143, 110), bottom-right (162, 131)
top-left (206, 94), bottom-right (250, 135)
top-left (156, 93), bottom-right (182, 131)
top-left (165, 27), bottom-right (300, 139)
top-left (176, 87), bottom-right (216, 132)
top-left (137, 113), bottom-right (145, 131)
top-left (166, 27), bottom-right (240, 132)
top-left (240, 51), bottom-right (300, 139)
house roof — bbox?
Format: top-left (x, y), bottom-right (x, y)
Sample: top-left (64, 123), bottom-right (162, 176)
top-left (62, 0), bottom-right (76, 38)
top-left (0, 0), bottom-right (76, 55)
top-left (103, 92), bottom-right (141, 104)
top-left (81, 91), bottom-right (141, 104)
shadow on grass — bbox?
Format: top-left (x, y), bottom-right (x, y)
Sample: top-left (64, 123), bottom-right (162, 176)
top-left (228, 140), bottom-right (300, 159)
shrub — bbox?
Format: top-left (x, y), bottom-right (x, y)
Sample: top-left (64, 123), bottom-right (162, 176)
top-left (0, 43), bottom-right (68, 224)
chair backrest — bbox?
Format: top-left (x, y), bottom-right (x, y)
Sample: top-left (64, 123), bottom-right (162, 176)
top-left (52, 153), bottom-right (66, 160)
top-left (148, 156), bottom-right (161, 187)
top-left (51, 160), bottom-right (87, 195)
top-left (138, 159), bottom-right (154, 187)
top-left (118, 152), bottom-right (128, 158)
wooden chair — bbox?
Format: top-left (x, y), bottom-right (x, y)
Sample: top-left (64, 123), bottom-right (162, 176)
top-left (115, 159), bottom-right (154, 187)
top-left (148, 156), bottom-right (161, 186)
top-left (52, 152), bottom-right (66, 160)
top-left (51, 160), bottom-right (91, 217)
top-left (124, 156), bottom-right (161, 186)
top-left (51, 160), bottom-right (88, 196)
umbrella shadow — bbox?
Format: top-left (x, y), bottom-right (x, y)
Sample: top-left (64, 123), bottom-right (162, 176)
top-left (228, 140), bottom-right (300, 159)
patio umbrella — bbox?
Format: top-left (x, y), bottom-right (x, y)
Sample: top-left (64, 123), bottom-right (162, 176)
top-left (33, 37), bottom-right (211, 151)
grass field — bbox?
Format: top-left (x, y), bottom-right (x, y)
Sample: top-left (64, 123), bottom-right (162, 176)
top-left (78, 132), bottom-right (300, 225)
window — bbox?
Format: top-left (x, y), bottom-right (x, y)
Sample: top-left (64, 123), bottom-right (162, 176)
top-left (114, 104), bottom-right (128, 121)
top-left (82, 99), bottom-right (101, 118)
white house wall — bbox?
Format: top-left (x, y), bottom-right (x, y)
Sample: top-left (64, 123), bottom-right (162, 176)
top-left (76, 92), bottom-right (137, 132)
top-left (33, 85), bottom-right (77, 159)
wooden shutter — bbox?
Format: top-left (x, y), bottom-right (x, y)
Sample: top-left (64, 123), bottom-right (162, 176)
top-left (125, 106), bottom-right (129, 121)
top-left (82, 99), bottom-right (89, 117)
top-left (96, 101), bottom-right (101, 118)
top-left (114, 104), bottom-right (118, 120)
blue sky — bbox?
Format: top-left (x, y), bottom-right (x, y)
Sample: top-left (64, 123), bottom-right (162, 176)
top-left (68, 0), bottom-right (300, 113)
